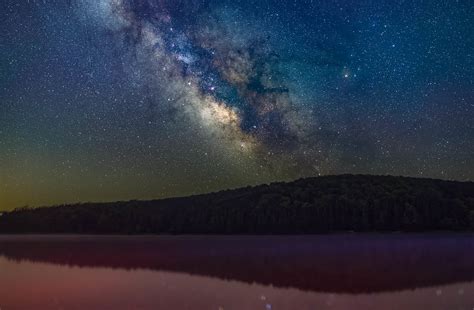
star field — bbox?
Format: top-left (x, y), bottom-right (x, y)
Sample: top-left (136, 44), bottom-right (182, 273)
top-left (0, 0), bottom-right (473, 210)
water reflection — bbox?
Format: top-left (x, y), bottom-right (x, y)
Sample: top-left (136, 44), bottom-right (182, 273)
top-left (1, 235), bottom-right (474, 309)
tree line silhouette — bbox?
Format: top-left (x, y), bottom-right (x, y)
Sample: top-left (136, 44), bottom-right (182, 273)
top-left (1, 175), bottom-right (473, 234)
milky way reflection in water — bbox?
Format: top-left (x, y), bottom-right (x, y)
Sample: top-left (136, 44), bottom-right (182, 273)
top-left (1, 234), bottom-right (474, 309)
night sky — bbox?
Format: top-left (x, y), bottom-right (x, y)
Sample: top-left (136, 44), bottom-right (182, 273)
top-left (1, 0), bottom-right (473, 210)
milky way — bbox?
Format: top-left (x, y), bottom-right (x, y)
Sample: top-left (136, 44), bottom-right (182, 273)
top-left (1, 0), bottom-right (473, 209)
top-left (82, 0), bottom-right (321, 171)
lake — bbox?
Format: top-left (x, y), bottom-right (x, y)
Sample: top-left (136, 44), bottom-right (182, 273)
top-left (1, 234), bottom-right (473, 309)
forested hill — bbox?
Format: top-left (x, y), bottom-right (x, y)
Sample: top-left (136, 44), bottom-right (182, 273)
top-left (1, 175), bottom-right (473, 234)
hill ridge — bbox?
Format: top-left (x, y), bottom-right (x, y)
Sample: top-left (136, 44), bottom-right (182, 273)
top-left (1, 174), bottom-right (473, 233)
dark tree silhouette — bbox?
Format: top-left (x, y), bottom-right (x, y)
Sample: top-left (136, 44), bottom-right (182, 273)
top-left (0, 175), bottom-right (473, 234)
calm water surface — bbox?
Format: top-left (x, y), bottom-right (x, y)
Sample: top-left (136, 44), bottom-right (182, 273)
top-left (1, 234), bottom-right (473, 310)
